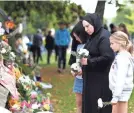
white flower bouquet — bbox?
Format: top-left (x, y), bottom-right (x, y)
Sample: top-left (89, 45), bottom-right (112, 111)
top-left (71, 48), bottom-right (89, 73)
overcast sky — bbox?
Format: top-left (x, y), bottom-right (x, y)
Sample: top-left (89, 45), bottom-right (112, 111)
top-left (70, 0), bottom-right (119, 19)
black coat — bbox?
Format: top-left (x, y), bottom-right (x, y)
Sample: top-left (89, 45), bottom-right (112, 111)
top-left (45, 35), bottom-right (54, 50)
top-left (82, 13), bottom-right (115, 113)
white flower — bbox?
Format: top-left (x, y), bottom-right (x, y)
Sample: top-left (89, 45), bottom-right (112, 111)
top-left (97, 98), bottom-right (111, 108)
top-left (40, 82), bottom-right (53, 89)
top-left (30, 91), bottom-right (37, 97)
top-left (1, 48), bottom-right (6, 54)
top-left (71, 63), bottom-right (81, 73)
top-left (31, 103), bottom-right (40, 109)
top-left (98, 98), bottom-right (103, 108)
top-left (0, 22), bottom-right (5, 35)
top-left (18, 23), bottom-right (23, 33)
top-left (18, 75), bottom-right (32, 84)
top-left (0, 28), bottom-right (5, 36)
top-left (0, 22), bottom-right (2, 28)
top-left (10, 52), bottom-right (16, 58)
top-left (77, 48), bottom-right (89, 58)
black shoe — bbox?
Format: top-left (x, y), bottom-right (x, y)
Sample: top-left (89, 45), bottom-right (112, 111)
top-left (57, 69), bottom-right (62, 73)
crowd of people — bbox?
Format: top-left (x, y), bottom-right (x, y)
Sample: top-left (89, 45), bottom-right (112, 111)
top-left (15, 22), bottom-right (71, 74)
top-left (69, 13), bottom-right (134, 113)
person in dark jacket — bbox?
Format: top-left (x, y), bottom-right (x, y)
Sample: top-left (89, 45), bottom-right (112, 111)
top-left (109, 23), bottom-right (117, 34)
top-left (32, 29), bottom-right (43, 64)
top-left (45, 30), bottom-right (54, 64)
top-left (80, 13), bottom-right (115, 113)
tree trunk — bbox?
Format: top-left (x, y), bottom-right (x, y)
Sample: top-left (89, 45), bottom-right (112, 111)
top-left (95, 1), bottom-right (106, 23)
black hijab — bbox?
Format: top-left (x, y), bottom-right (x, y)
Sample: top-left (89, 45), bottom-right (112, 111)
top-left (70, 21), bottom-right (88, 44)
top-left (82, 13), bottom-right (102, 36)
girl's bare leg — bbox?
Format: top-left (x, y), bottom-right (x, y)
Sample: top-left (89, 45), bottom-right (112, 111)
top-left (118, 101), bottom-right (128, 113)
top-left (112, 103), bottom-right (118, 113)
top-left (76, 93), bottom-right (82, 113)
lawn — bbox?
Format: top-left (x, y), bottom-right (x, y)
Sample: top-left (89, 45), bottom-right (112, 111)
top-left (40, 53), bottom-right (134, 113)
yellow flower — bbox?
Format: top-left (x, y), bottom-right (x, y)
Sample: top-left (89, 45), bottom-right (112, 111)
top-left (13, 67), bottom-right (22, 80)
top-left (2, 35), bottom-right (7, 40)
top-left (8, 98), bottom-right (20, 107)
top-left (23, 50), bottom-right (27, 54)
top-left (43, 104), bottom-right (50, 111)
top-left (35, 82), bottom-right (40, 87)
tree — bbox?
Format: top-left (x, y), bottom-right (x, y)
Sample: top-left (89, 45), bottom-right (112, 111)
top-left (0, 1), bottom-right (86, 33)
top-left (95, 1), bottom-right (106, 23)
top-left (113, 3), bottom-right (134, 34)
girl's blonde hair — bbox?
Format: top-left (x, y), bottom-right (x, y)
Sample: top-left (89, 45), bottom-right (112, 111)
top-left (111, 31), bottom-right (134, 56)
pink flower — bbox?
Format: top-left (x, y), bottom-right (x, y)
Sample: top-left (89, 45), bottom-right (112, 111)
top-left (21, 101), bottom-right (31, 108)
top-left (30, 91), bottom-right (37, 99)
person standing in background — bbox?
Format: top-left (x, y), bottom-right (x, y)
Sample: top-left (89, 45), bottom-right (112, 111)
top-left (55, 22), bottom-right (70, 73)
top-left (118, 23), bottom-right (130, 39)
top-left (45, 30), bottom-right (54, 64)
top-left (109, 23), bottom-right (117, 34)
top-left (32, 29), bottom-right (43, 64)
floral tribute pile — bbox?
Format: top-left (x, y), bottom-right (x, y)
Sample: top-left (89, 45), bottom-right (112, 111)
top-left (0, 13), bottom-right (53, 113)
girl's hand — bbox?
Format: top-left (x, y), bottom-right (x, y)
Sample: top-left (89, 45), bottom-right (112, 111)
top-left (71, 69), bottom-right (82, 77)
top-left (81, 58), bottom-right (88, 65)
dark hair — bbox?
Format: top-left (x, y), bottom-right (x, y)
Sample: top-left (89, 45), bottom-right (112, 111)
top-left (48, 30), bottom-right (51, 35)
top-left (109, 23), bottom-right (115, 29)
top-left (119, 23), bottom-right (129, 37)
top-left (58, 21), bottom-right (65, 25)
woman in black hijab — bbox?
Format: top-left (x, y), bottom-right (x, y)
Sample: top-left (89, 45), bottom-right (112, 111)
top-left (80, 13), bottom-right (115, 113)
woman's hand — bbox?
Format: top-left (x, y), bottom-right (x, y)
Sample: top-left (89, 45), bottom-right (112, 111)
top-left (81, 58), bottom-right (88, 65)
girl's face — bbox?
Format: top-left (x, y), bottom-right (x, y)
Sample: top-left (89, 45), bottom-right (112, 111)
top-left (82, 20), bottom-right (94, 35)
top-left (73, 32), bottom-right (82, 43)
top-left (110, 37), bottom-right (120, 52)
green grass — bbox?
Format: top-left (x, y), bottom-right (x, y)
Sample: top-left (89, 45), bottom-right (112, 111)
top-left (40, 52), bottom-right (134, 113)
top-left (45, 71), bottom-right (76, 113)
top-left (128, 91), bottom-right (134, 113)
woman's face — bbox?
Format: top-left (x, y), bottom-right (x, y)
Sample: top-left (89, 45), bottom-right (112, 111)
top-left (110, 37), bottom-right (120, 52)
top-left (82, 20), bottom-right (94, 35)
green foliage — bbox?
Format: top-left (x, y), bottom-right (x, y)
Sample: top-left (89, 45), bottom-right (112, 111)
top-left (16, 60), bottom-right (33, 75)
top-left (124, 13), bottom-right (134, 33)
top-left (0, 1), bottom-right (85, 33)
top-left (113, 7), bottom-right (131, 25)
top-left (113, 4), bottom-right (134, 34)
